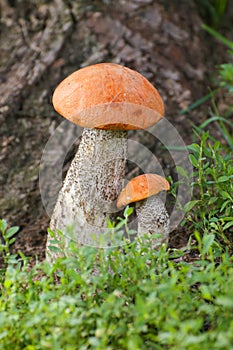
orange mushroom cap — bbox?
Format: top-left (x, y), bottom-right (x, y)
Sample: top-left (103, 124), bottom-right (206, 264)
top-left (52, 63), bottom-right (164, 130)
top-left (117, 174), bottom-right (170, 209)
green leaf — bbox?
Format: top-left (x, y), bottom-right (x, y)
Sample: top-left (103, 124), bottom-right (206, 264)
top-left (210, 222), bottom-right (219, 230)
top-left (184, 200), bottom-right (199, 213)
top-left (47, 228), bottom-right (56, 238)
top-left (217, 175), bottom-right (230, 183)
top-left (0, 219), bottom-right (7, 234)
top-left (202, 233), bottom-right (215, 255)
top-left (56, 229), bottom-right (64, 237)
top-left (124, 206), bottom-right (133, 218)
top-left (221, 217), bottom-right (233, 221)
top-left (215, 296), bottom-right (233, 308)
top-left (199, 115), bottom-right (233, 129)
top-left (200, 284), bottom-right (212, 301)
top-left (8, 238), bottom-right (16, 245)
top-left (187, 143), bottom-right (200, 155)
top-left (115, 219), bottom-right (126, 230)
top-left (203, 147), bottom-right (212, 158)
top-left (220, 200), bottom-right (231, 213)
top-left (5, 226), bottom-right (19, 239)
top-left (0, 331), bottom-right (8, 341)
top-left (209, 217), bottom-right (219, 223)
top-left (220, 191), bottom-right (232, 200)
top-left (223, 222), bottom-right (233, 231)
top-left (48, 239), bottom-right (60, 245)
top-left (107, 218), bottom-right (116, 229)
top-left (189, 154), bottom-right (199, 168)
top-left (176, 166), bottom-right (188, 178)
top-left (48, 245), bottom-right (61, 253)
top-left (208, 197), bottom-right (217, 205)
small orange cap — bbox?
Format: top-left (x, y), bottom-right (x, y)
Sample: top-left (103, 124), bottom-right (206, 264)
top-left (52, 63), bottom-right (164, 130)
top-left (117, 174), bottom-right (170, 209)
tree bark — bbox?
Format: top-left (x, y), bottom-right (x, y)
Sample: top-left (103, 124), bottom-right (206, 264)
top-left (0, 0), bottom-right (73, 118)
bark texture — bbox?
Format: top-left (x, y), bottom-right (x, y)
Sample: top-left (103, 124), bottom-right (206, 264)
top-left (0, 0), bottom-right (73, 118)
top-left (46, 129), bottom-right (127, 262)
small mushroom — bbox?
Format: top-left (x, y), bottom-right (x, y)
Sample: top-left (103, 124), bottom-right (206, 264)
top-left (46, 63), bottom-right (164, 262)
top-left (117, 174), bottom-right (170, 248)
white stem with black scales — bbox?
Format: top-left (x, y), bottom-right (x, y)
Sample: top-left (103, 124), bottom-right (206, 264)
top-left (46, 128), bottom-right (127, 262)
top-left (136, 196), bottom-right (169, 248)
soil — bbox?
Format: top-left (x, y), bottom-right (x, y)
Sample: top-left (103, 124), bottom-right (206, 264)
top-left (0, 0), bottom-right (232, 263)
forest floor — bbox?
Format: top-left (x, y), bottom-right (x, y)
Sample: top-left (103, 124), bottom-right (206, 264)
top-left (0, 0), bottom-right (232, 263)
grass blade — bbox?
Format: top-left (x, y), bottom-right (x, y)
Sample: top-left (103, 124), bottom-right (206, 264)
top-left (180, 89), bottom-right (219, 115)
top-left (203, 24), bottom-right (233, 50)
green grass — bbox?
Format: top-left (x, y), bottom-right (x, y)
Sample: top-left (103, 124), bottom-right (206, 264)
top-left (178, 128), bottom-right (233, 251)
top-left (178, 26), bottom-right (233, 252)
top-left (194, 0), bottom-right (228, 28)
top-left (0, 221), bottom-right (233, 350)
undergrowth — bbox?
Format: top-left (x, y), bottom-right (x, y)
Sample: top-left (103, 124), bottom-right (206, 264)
top-left (178, 128), bottom-right (233, 252)
top-left (0, 219), bottom-right (233, 350)
top-left (178, 24), bottom-right (233, 252)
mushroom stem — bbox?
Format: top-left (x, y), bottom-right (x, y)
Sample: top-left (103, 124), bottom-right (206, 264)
top-left (46, 128), bottom-right (127, 262)
top-left (136, 196), bottom-right (169, 248)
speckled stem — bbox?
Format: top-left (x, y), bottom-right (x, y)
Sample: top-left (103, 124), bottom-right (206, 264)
top-left (136, 196), bottom-right (169, 249)
top-left (46, 128), bottom-right (127, 262)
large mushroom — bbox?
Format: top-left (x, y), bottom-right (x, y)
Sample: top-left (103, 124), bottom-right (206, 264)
top-left (117, 174), bottom-right (170, 248)
top-left (46, 63), bottom-right (164, 262)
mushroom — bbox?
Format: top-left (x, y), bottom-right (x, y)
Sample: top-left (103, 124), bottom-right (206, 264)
top-left (117, 174), bottom-right (170, 248)
top-left (46, 63), bottom-right (164, 262)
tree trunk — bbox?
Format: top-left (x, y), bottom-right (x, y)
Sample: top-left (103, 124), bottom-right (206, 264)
top-left (0, 0), bottom-right (74, 119)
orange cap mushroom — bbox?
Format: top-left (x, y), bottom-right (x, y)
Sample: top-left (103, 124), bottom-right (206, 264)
top-left (46, 64), bottom-right (165, 261)
top-left (52, 63), bottom-right (164, 130)
top-left (117, 174), bottom-right (170, 209)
